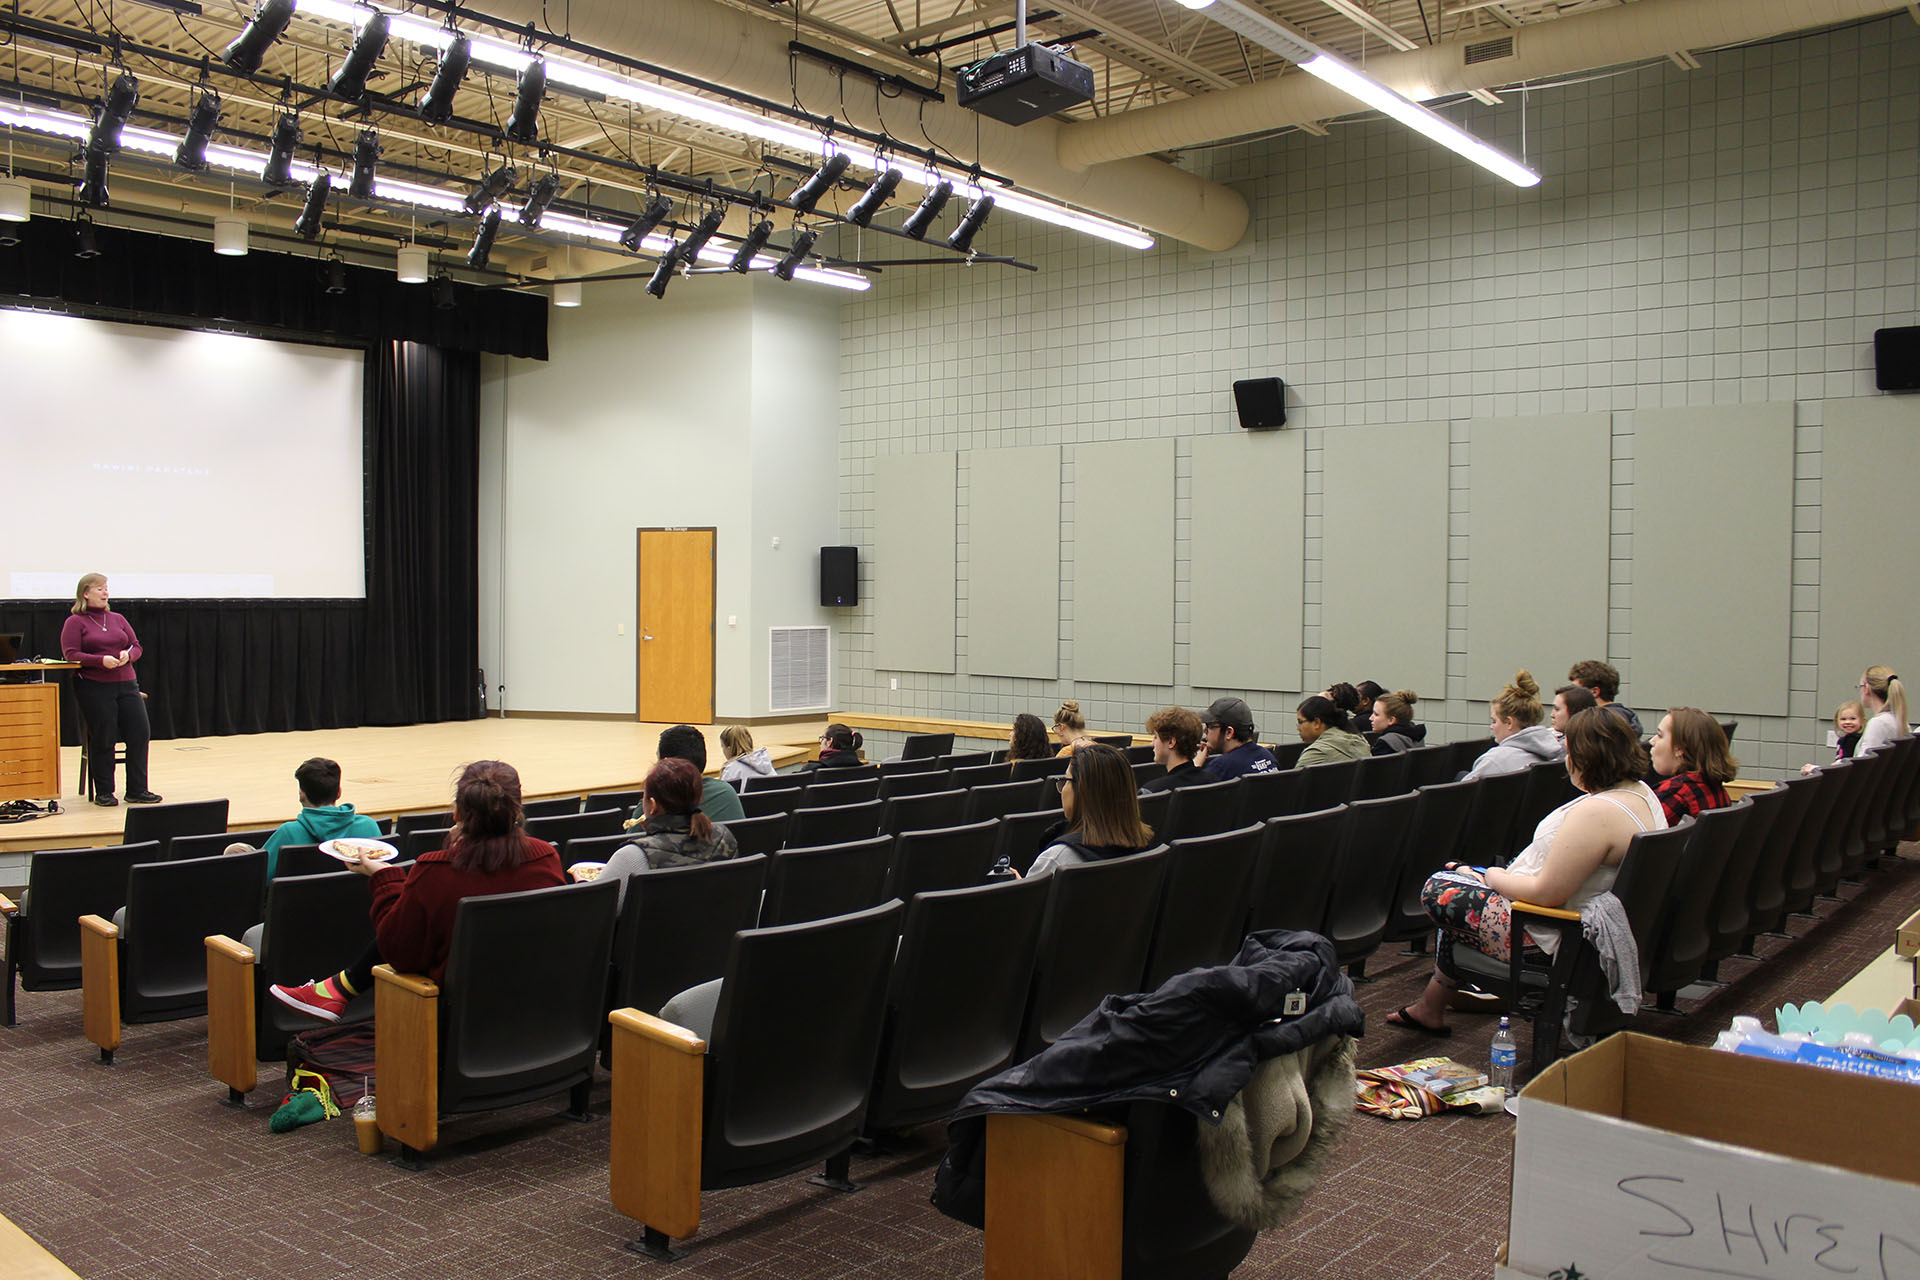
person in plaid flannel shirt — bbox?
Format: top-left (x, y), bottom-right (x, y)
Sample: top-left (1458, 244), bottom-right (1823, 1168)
top-left (1649, 707), bottom-right (1735, 824)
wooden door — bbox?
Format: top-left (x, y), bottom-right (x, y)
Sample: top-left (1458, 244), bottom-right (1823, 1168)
top-left (636, 528), bottom-right (715, 724)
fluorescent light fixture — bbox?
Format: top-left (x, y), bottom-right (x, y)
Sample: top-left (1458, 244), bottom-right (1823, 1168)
top-left (0, 177), bottom-right (30, 222)
top-left (213, 214), bottom-right (248, 255)
top-left (396, 244), bottom-right (428, 281)
top-left (1186, 0), bottom-right (1538, 187)
top-left (294, 172), bottom-right (330, 238)
top-left (552, 279), bottom-right (581, 307)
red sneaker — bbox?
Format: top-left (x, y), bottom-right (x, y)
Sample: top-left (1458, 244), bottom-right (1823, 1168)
top-left (270, 979), bottom-right (347, 1023)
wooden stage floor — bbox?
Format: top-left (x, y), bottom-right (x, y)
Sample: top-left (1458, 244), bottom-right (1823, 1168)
top-left (0, 718), bottom-right (824, 856)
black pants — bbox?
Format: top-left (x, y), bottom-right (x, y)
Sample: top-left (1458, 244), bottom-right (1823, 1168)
top-left (74, 678), bottom-right (150, 798)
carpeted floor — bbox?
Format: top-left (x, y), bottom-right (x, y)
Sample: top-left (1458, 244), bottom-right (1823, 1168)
top-left (3, 850), bottom-right (1914, 1280)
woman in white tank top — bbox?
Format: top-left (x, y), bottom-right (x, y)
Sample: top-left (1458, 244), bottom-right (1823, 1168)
top-left (1386, 709), bottom-right (1666, 1036)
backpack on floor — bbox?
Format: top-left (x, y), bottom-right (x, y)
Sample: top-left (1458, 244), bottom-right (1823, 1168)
top-left (286, 1021), bottom-right (378, 1107)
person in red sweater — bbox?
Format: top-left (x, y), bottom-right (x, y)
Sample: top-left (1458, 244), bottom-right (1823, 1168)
top-left (270, 759), bottom-right (564, 1021)
top-left (58, 572), bottom-right (160, 806)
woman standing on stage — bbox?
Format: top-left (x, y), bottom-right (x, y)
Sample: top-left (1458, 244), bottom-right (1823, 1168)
top-left (59, 573), bottom-right (160, 806)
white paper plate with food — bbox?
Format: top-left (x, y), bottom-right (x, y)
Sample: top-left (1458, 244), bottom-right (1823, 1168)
top-left (570, 861), bottom-right (608, 882)
top-left (320, 838), bottom-right (399, 865)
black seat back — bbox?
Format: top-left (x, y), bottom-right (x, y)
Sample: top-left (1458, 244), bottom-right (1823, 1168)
top-left (881, 788), bottom-right (969, 837)
top-left (272, 844), bottom-right (336, 878)
top-left (521, 795), bottom-right (585, 820)
top-left (948, 762), bottom-right (1008, 789)
top-left (1847, 745), bottom-right (1903, 872)
top-left (876, 770), bottom-right (954, 801)
top-left (1779, 761), bottom-right (1851, 916)
top-left (1236, 768), bottom-right (1309, 825)
top-left (8, 841), bottom-right (164, 993)
top-left (1645, 800), bottom-right (1752, 998)
top-left (1447, 738), bottom-right (1493, 775)
top-left (393, 809), bottom-right (456, 836)
top-left (168, 828), bottom-right (276, 861)
top-left (1118, 1100), bottom-right (1259, 1280)
top-left (524, 807), bottom-right (624, 847)
top-left (701, 899), bottom-right (905, 1186)
top-left (1403, 745), bottom-right (1457, 791)
top-left (1743, 777), bottom-right (1816, 937)
top-left (1124, 744), bottom-right (1157, 765)
top-left (962, 778), bottom-right (1048, 824)
top-left (866, 877), bottom-right (1049, 1131)
top-left (1142, 825), bottom-right (1263, 989)
top-left (1299, 758), bottom-right (1361, 812)
top-left (814, 762), bottom-right (879, 783)
top-left (878, 757), bottom-right (947, 778)
top-left (802, 777), bottom-right (881, 808)
top-left (1383, 779), bottom-right (1478, 943)
top-left (1562, 819), bottom-right (1693, 1041)
top-left (1349, 752), bottom-right (1411, 801)
top-left (584, 788), bottom-right (646, 816)
top-left (901, 732), bottom-right (955, 760)
top-left (399, 827), bottom-right (453, 861)
top-left (1132, 761), bottom-right (1169, 788)
top-left (254, 869), bottom-right (376, 1059)
top-left (1815, 752), bottom-right (1879, 894)
top-left (939, 751), bottom-right (993, 770)
top-left (120, 850), bottom-right (269, 1022)
top-left (992, 808), bottom-right (1065, 875)
top-left (1247, 806), bottom-right (1350, 935)
top-left (1325, 792), bottom-right (1420, 971)
top-left (1135, 789), bottom-right (1173, 842)
top-left (1161, 778), bottom-right (1241, 843)
top-left (760, 836), bottom-right (893, 927)
top-left (1268, 741), bottom-right (1307, 770)
top-left (741, 774), bottom-right (804, 794)
top-left (560, 831), bottom-right (633, 870)
top-left (786, 799), bottom-right (883, 848)
top-left (1009, 755), bottom-right (1069, 782)
top-left (1705, 792), bottom-right (1776, 969)
top-left (438, 879), bottom-right (621, 1114)
top-left (122, 798), bottom-right (230, 857)
top-left (1513, 761), bottom-right (1578, 840)
top-left (722, 811), bottom-right (791, 858)
top-left (611, 855), bottom-right (767, 1017)
top-left (1457, 767), bottom-right (1531, 865)
top-left (888, 820), bottom-right (1001, 901)
top-left (740, 787), bottom-right (805, 819)
top-left (1018, 848), bottom-right (1168, 1058)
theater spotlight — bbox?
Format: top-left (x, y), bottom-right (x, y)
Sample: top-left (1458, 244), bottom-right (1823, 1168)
top-left (294, 172), bottom-right (330, 239)
top-left (90, 72), bottom-right (140, 154)
top-left (175, 87), bottom-right (220, 172)
top-left (846, 168), bottom-right (902, 227)
top-left (77, 143), bottom-right (111, 207)
top-left (349, 129), bottom-right (379, 199)
top-left (900, 180), bottom-right (952, 240)
top-left (433, 273), bottom-right (457, 309)
top-left (727, 218), bottom-right (774, 272)
top-left (788, 153), bottom-right (849, 214)
top-left (224, 0), bottom-right (296, 74)
top-left (420, 33), bottom-right (471, 123)
top-left (504, 57), bottom-right (545, 143)
top-left (618, 193), bottom-right (671, 251)
top-left (324, 255), bottom-right (348, 295)
top-left (262, 112), bottom-right (300, 187)
top-left (328, 10), bottom-right (390, 101)
top-left (467, 206), bottom-right (501, 269)
top-left (645, 244), bottom-right (681, 299)
top-left (771, 228), bottom-right (818, 281)
top-left (680, 206), bottom-right (726, 259)
top-left (946, 193), bottom-right (995, 253)
top-left (74, 215), bottom-right (102, 258)
top-left (518, 172), bottom-right (559, 227)
top-left (463, 162), bottom-right (516, 214)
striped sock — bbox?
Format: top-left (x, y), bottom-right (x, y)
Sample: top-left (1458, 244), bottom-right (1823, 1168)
top-left (318, 972), bottom-right (357, 1001)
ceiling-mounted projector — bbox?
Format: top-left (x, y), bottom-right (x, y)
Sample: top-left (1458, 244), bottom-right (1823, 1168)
top-left (958, 44), bottom-right (1094, 125)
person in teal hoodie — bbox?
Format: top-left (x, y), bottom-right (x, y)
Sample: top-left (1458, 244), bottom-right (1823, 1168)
top-left (254, 757), bottom-right (384, 877)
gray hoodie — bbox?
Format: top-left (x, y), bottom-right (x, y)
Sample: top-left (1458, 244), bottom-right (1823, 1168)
top-left (1461, 725), bottom-right (1564, 780)
top-left (720, 747), bottom-right (776, 784)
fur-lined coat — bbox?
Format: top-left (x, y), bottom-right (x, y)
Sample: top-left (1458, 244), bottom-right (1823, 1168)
top-left (933, 929), bottom-right (1363, 1231)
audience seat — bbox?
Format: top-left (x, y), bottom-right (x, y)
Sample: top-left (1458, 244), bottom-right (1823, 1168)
top-left (1323, 792), bottom-right (1419, 978)
top-left (759, 837), bottom-right (893, 927)
top-left (1245, 806), bottom-right (1348, 936)
top-left (1776, 760), bottom-right (1850, 918)
top-left (1299, 758), bottom-right (1361, 813)
top-left (876, 770), bottom-right (954, 801)
top-left (1235, 768), bottom-right (1309, 826)
top-left (1349, 752), bottom-right (1410, 802)
top-left (951, 762), bottom-right (1014, 789)
top-left (993, 809), bottom-right (1065, 876)
top-left (801, 777), bottom-right (882, 808)
top-left (1131, 761), bottom-right (1168, 788)
top-left (962, 778), bottom-right (1048, 825)
top-left (560, 831), bottom-right (633, 870)
top-left (720, 811), bottom-right (790, 858)
top-left (888, 820), bottom-right (1001, 902)
top-left (1267, 741), bottom-right (1307, 770)
top-left (2, 841), bottom-right (164, 1026)
top-left (584, 788), bottom-right (647, 815)
top-left (880, 788), bottom-right (969, 838)
top-left (1009, 756), bottom-right (1070, 783)
top-left (1643, 800), bottom-right (1753, 1010)
top-left (1141, 825), bottom-right (1263, 989)
top-left (167, 828), bottom-right (277, 861)
top-left (900, 732), bottom-right (956, 760)
top-left (607, 855), bottom-right (768, 1023)
top-left (1381, 778), bottom-right (1478, 951)
top-left (1403, 745), bottom-right (1456, 791)
top-left (1455, 767), bottom-right (1530, 866)
top-left (1159, 778), bottom-right (1240, 843)
top-left (1017, 848), bottom-right (1167, 1059)
top-left (271, 844), bottom-right (337, 877)
top-left (122, 798), bottom-right (230, 858)
top-left (521, 795), bottom-right (585, 820)
top-left (393, 810), bottom-right (456, 836)
top-left (739, 787), bottom-right (805, 819)
top-left (525, 807), bottom-right (625, 849)
top-left (786, 799), bottom-right (884, 848)
top-left (1741, 775), bottom-right (1818, 944)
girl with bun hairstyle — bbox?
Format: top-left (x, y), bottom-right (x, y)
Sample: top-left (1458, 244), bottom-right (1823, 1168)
top-left (1052, 700), bottom-right (1087, 757)
top-left (804, 722), bottom-right (866, 772)
top-left (1295, 694), bottom-right (1371, 767)
top-left (269, 760), bottom-right (565, 1022)
top-left (1461, 670), bottom-right (1564, 780)
top-left (1369, 690), bottom-right (1426, 755)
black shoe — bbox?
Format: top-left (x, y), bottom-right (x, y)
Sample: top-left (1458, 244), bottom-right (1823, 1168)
top-left (126, 792), bottom-right (164, 804)
top-left (93, 794), bottom-right (119, 807)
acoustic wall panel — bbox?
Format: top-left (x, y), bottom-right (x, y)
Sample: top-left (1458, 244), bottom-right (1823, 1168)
top-left (1817, 397), bottom-right (1920, 716)
top-left (1465, 414), bottom-right (1612, 696)
top-left (1074, 439), bottom-right (1175, 686)
top-left (1320, 423), bottom-right (1450, 694)
top-left (1630, 404), bottom-right (1794, 715)
top-left (872, 452), bottom-right (956, 674)
top-left (966, 445), bottom-right (1061, 679)
top-left (1189, 432), bottom-right (1305, 693)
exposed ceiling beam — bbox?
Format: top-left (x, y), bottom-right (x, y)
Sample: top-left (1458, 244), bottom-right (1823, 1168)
top-left (1314, 0), bottom-right (1419, 51)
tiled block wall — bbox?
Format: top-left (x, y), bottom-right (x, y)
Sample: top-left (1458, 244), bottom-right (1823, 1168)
top-left (836, 17), bottom-right (1919, 781)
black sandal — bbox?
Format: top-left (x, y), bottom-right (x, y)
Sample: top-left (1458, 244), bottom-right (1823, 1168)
top-left (1385, 1005), bottom-right (1452, 1037)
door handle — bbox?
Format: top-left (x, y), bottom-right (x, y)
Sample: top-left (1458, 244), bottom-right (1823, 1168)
top-left (642, 633), bottom-right (654, 641)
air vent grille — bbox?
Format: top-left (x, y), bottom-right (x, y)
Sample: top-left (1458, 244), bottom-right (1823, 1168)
top-left (1463, 36), bottom-right (1515, 65)
top-left (770, 626), bottom-right (830, 712)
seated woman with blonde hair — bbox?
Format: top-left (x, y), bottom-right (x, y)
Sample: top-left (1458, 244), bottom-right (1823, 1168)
top-left (1368, 690), bottom-right (1425, 755)
top-left (717, 724), bottom-right (775, 786)
top-left (1051, 700), bottom-right (1087, 757)
top-left (1389, 710), bottom-right (1665, 1035)
top-left (1462, 670), bottom-right (1563, 780)
top-left (1649, 708), bottom-right (1737, 825)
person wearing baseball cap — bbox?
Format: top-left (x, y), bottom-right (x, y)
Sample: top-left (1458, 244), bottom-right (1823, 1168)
top-left (1200, 696), bottom-right (1279, 780)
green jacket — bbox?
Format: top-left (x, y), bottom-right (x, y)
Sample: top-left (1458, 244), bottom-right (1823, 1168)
top-left (263, 804), bottom-right (383, 877)
top-left (1297, 728), bottom-right (1371, 768)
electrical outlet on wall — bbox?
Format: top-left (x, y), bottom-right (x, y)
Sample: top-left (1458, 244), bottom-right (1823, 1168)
top-left (617, 623), bottom-right (625, 636)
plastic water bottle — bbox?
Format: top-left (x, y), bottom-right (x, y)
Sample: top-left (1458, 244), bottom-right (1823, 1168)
top-left (1490, 1016), bottom-right (1517, 1099)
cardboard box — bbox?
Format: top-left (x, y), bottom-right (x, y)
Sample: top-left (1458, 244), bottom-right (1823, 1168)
top-left (1898, 906), bottom-right (1920, 960)
top-left (1508, 1033), bottom-right (1920, 1280)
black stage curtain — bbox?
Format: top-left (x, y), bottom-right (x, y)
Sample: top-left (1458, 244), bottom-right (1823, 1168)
top-left (0, 342), bottom-right (483, 744)
top-left (0, 219), bottom-right (546, 359)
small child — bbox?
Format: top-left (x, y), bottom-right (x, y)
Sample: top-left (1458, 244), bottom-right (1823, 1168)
top-left (1833, 700), bottom-right (1865, 760)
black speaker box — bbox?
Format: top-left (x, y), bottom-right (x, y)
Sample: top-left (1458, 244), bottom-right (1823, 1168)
top-left (820, 546), bottom-right (858, 607)
top-left (1232, 377), bottom-right (1287, 429)
top-left (1875, 326), bottom-right (1920, 392)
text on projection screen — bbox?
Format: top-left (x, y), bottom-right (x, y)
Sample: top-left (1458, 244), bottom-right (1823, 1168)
top-left (0, 310), bottom-right (367, 599)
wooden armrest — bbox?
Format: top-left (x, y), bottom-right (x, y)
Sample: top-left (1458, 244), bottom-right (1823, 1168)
top-left (373, 964), bottom-right (439, 1152)
top-left (0, 893), bottom-right (17, 917)
top-left (1510, 900), bottom-right (1580, 922)
top-left (985, 1112), bottom-right (1127, 1280)
top-left (610, 1008), bottom-right (707, 1242)
top-left (205, 934), bottom-right (257, 1098)
top-left (78, 914), bottom-right (120, 1055)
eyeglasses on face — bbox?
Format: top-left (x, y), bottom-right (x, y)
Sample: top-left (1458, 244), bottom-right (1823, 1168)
top-left (1052, 774), bottom-right (1073, 790)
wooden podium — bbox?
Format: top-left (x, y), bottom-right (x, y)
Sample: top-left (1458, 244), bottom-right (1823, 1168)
top-left (0, 663), bottom-right (77, 802)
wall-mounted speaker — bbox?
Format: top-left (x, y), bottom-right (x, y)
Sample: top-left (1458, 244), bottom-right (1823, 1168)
top-left (1232, 377), bottom-right (1287, 429)
top-left (1875, 326), bottom-right (1920, 392)
top-left (820, 545), bottom-right (858, 607)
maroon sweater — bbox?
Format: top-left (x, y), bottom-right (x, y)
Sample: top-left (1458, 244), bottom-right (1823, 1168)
top-left (367, 838), bottom-right (564, 983)
top-left (60, 609), bottom-right (143, 684)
